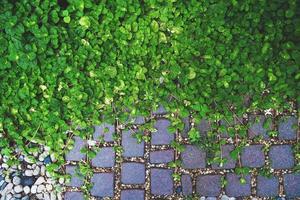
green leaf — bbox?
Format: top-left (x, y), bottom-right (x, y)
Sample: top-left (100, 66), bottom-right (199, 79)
top-left (79, 16), bottom-right (90, 29)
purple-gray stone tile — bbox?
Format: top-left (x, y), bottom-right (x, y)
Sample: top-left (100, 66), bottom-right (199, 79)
top-left (91, 147), bottom-right (115, 167)
top-left (257, 175), bottom-right (279, 197)
top-left (150, 150), bottom-right (174, 164)
top-left (278, 116), bottom-right (297, 140)
top-left (121, 190), bottom-right (144, 200)
top-left (90, 173), bottom-right (114, 197)
top-left (153, 104), bottom-right (167, 115)
top-left (151, 119), bottom-right (174, 145)
top-left (151, 168), bottom-right (173, 195)
top-left (181, 145), bottom-right (206, 169)
top-left (133, 116), bottom-right (146, 125)
top-left (65, 136), bottom-right (86, 161)
top-left (181, 117), bottom-right (191, 138)
top-left (225, 174), bottom-right (251, 197)
top-left (283, 173), bottom-right (300, 198)
top-left (181, 174), bottom-right (192, 196)
top-left (248, 115), bottom-right (270, 139)
top-left (64, 192), bottom-right (84, 200)
top-left (93, 123), bottom-right (115, 142)
top-left (269, 145), bottom-right (294, 169)
top-left (212, 145), bottom-right (236, 169)
top-left (241, 145), bottom-right (265, 168)
top-left (121, 163), bottom-right (145, 184)
top-left (196, 175), bottom-right (221, 196)
top-left (122, 130), bottom-right (144, 157)
top-left (66, 165), bottom-right (83, 187)
top-left (196, 119), bottom-right (210, 136)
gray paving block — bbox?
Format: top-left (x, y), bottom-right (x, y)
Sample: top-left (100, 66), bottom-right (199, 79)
top-left (241, 145), bottom-right (265, 168)
top-left (90, 173), bottom-right (114, 197)
top-left (91, 147), bottom-right (115, 167)
top-left (269, 145), bottom-right (294, 169)
top-left (121, 190), bottom-right (144, 200)
top-left (64, 192), bottom-right (84, 200)
top-left (151, 168), bottom-right (173, 195)
top-left (65, 165), bottom-right (83, 187)
top-left (248, 115), bottom-right (270, 139)
top-left (212, 145), bottom-right (236, 169)
top-left (181, 117), bottom-right (191, 138)
top-left (151, 119), bottom-right (174, 145)
top-left (65, 136), bottom-right (86, 161)
top-left (122, 130), bottom-right (144, 157)
top-left (93, 123), bottom-right (115, 142)
top-left (181, 174), bottom-right (193, 196)
top-left (257, 175), bottom-right (279, 197)
top-left (121, 163), bottom-right (145, 184)
top-left (196, 175), bottom-right (221, 196)
top-left (150, 150), bottom-right (174, 164)
top-left (181, 145), bottom-right (206, 169)
top-left (196, 119), bottom-right (210, 136)
top-left (133, 116), bottom-right (146, 125)
top-left (278, 116), bottom-right (297, 140)
top-left (225, 174), bottom-right (251, 197)
top-left (153, 104), bottom-right (167, 115)
top-left (283, 173), bottom-right (300, 198)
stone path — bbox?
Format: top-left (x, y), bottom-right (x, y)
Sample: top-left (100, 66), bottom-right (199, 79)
top-left (64, 111), bottom-right (300, 199)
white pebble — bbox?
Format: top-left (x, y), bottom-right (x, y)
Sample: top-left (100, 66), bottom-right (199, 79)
top-left (50, 154), bottom-right (57, 162)
top-left (44, 193), bottom-right (51, 200)
top-left (40, 165), bottom-right (46, 176)
top-left (24, 170), bottom-right (33, 176)
top-left (35, 177), bottom-right (45, 185)
top-left (14, 185), bottom-right (23, 193)
top-left (36, 193), bottom-right (44, 200)
top-left (33, 166), bottom-right (40, 176)
top-left (2, 163), bottom-right (8, 169)
top-left (31, 185), bottom-right (37, 193)
top-left (12, 176), bottom-right (21, 185)
top-left (46, 184), bottom-right (53, 191)
top-left (37, 184), bottom-right (45, 193)
top-left (24, 186), bottom-right (30, 194)
top-left (50, 191), bottom-right (57, 200)
top-left (58, 177), bottom-right (64, 184)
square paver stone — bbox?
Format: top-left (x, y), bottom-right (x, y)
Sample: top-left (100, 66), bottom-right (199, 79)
top-left (248, 115), bottom-right (270, 139)
top-left (269, 145), bottom-right (294, 169)
top-left (64, 192), bottom-right (84, 200)
top-left (278, 116), bottom-right (297, 140)
top-left (150, 150), bottom-right (174, 164)
top-left (65, 136), bottom-right (86, 161)
top-left (65, 165), bottom-right (83, 187)
top-left (121, 190), bottom-right (145, 200)
top-left (90, 173), bottom-right (114, 197)
top-left (181, 145), bottom-right (206, 169)
top-left (181, 117), bottom-right (191, 138)
top-left (181, 174), bottom-right (192, 196)
top-left (121, 163), bottom-right (145, 184)
top-left (153, 104), bottom-right (167, 115)
top-left (93, 123), bottom-right (115, 142)
top-left (241, 145), bottom-right (265, 168)
top-left (225, 174), bottom-right (251, 197)
top-left (122, 130), bottom-right (144, 157)
top-left (196, 175), bottom-right (221, 196)
top-left (257, 175), bottom-right (279, 197)
top-left (151, 168), bottom-right (173, 195)
top-left (196, 119), bottom-right (210, 136)
top-left (212, 145), bottom-right (236, 169)
top-left (91, 147), bottom-right (115, 167)
top-left (151, 119), bottom-right (174, 145)
top-left (283, 173), bottom-right (300, 198)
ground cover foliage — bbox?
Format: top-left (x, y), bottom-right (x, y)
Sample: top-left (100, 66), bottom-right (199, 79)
top-left (0, 0), bottom-right (299, 180)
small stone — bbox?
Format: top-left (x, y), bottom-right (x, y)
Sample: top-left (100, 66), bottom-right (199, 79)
top-left (33, 166), bottom-right (40, 176)
top-left (31, 185), bottom-right (37, 193)
top-left (5, 183), bottom-right (14, 191)
top-left (44, 156), bottom-right (52, 164)
top-left (24, 170), bottom-right (33, 176)
top-left (15, 193), bottom-right (22, 198)
top-left (44, 193), bottom-right (51, 200)
top-left (50, 154), bottom-right (57, 162)
top-left (50, 192), bottom-right (56, 200)
top-left (36, 193), bottom-right (44, 199)
top-left (40, 165), bottom-right (46, 176)
top-left (37, 184), bottom-right (46, 193)
top-left (35, 177), bottom-right (45, 185)
top-left (46, 184), bottom-right (53, 191)
top-left (14, 185), bottom-right (23, 193)
top-left (58, 177), bottom-right (64, 184)
top-left (21, 176), bottom-right (36, 186)
top-left (24, 186), bottom-right (30, 194)
top-left (22, 196), bottom-right (30, 200)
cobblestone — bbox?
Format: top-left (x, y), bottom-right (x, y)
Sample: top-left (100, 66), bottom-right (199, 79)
top-left (91, 147), bottom-right (115, 167)
top-left (151, 119), bottom-right (174, 145)
top-left (64, 192), bottom-right (84, 200)
top-left (93, 123), bottom-right (115, 142)
top-left (122, 130), bottom-right (144, 157)
top-left (150, 150), bottom-right (174, 164)
top-left (196, 175), bottom-right (221, 196)
top-left (121, 163), bottom-right (145, 184)
top-left (212, 145), bottom-right (236, 169)
top-left (283, 173), bottom-right (300, 198)
top-left (181, 145), bottom-right (206, 169)
top-left (225, 174), bottom-right (251, 197)
top-left (256, 175), bottom-right (279, 197)
top-left (65, 136), bottom-right (86, 161)
top-left (181, 174), bottom-right (193, 196)
top-left (278, 116), bottom-right (297, 140)
top-left (241, 145), bottom-right (265, 168)
top-left (121, 189), bottom-right (145, 200)
top-left (269, 145), bottom-right (294, 169)
top-left (151, 168), bottom-right (173, 195)
top-left (90, 173), bottom-right (114, 197)
top-left (248, 115), bottom-right (270, 139)
top-left (65, 165), bottom-right (83, 187)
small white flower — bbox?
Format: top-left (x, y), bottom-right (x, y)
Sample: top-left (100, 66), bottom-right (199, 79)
top-left (87, 140), bottom-right (97, 146)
